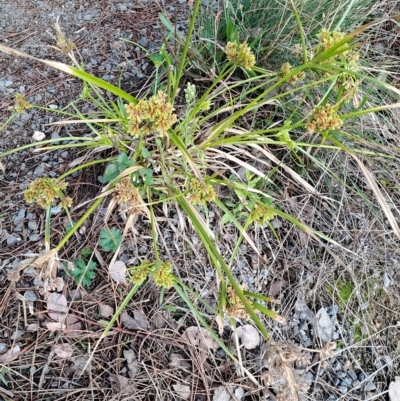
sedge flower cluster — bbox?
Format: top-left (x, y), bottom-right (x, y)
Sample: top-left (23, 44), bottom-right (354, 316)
top-left (130, 259), bottom-right (175, 289)
top-left (226, 286), bottom-right (251, 320)
top-left (225, 41), bottom-right (255, 70)
top-left (306, 104), bottom-right (343, 134)
top-left (125, 91), bottom-right (177, 137)
top-left (187, 178), bottom-right (216, 205)
top-left (250, 204), bottom-right (276, 226)
top-left (24, 178), bottom-right (72, 209)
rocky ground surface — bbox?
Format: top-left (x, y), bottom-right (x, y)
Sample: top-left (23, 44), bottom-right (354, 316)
top-left (1, 1), bottom-right (399, 400)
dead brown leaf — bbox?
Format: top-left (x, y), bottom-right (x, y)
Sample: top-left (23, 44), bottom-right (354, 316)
top-left (389, 376), bottom-right (400, 401)
top-left (46, 322), bottom-right (66, 332)
top-left (184, 326), bottom-right (219, 364)
top-left (123, 349), bottom-right (138, 378)
top-left (54, 343), bottom-right (74, 359)
top-left (184, 326), bottom-right (219, 351)
top-left (109, 261), bottom-right (127, 284)
top-left (172, 383), bottom-right (191, 400)
top-left (47, 292), bottom-right (68, 322)
top-left (108, 373), bottom-right (135, 395)
top-left (235, 325), bottom-right (260, 350)
top-left (65, 314), bottom-right (82, 338)
top-left (0, 345), bottom-right (20, 362)
top-left (169, 353), bottom-right (191, 370)
top-left (121, 310), bottom-right (148, 330)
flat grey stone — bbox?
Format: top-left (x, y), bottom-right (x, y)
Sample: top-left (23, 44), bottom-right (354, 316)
top-left (33, 165), bottom-right (45, 176)
top-left (6, 235), bottom-right (19, 246)
top-left (28, 221), bottom-right (38, 230)
top-left (14, 224), bottom-right (23, 232)
top-left (139, 37), bottom-right (148, 47)
top-left (24, 291), bottom-right (38, 302)
top-left (29, 234), bottom-right (41, 242)
top-left (51, 206), bottom-right (61, 215)
top-left (347, 369), bottom-right (357, 380)
top-left (13, 208), bottom-right (26, 224)
top-left (313, 307), bottom-right (333, 342)
top-left (364, 381), bottom-right (376, 392)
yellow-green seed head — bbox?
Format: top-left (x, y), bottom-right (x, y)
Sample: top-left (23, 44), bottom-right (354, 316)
top-left (187, 178), bottom-right (216, 205)
top-left (125, 91), bottom-right (177, 137)
top-left (24, 178), bottom-right (68, 209)
top-left (250, 204), bottom-right (276, 226)
top-left (130, 260), bottom-right (152, 285)
top-left (306, 104), bottom-right (343, 133)
top-left (225, 41), bottom-right (256, 70)
top-left (153, 262), bottom-right (175, 288)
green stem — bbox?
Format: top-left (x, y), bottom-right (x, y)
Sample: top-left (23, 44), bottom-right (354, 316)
top-left (172, 0), bottom-right (202, 100)
top-left (45, 206), bottom-right (51, 249)
top-left (147, 187), bottom-right (159, 260)
top-left (57, 158), bottom-right (113, 181)
top-left (289, 0), bottom-right (307, 63)
top-left (56, 195), bottom-right (106, 250)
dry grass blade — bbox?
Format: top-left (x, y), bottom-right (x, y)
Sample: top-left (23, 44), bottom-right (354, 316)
top-left (250, 144), bottom-right (319, 195)
top-left (350, 153), bottom-right (400, 239)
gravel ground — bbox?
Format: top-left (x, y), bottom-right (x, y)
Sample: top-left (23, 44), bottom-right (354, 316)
top-left (1, 1), bottom-right (399, 400)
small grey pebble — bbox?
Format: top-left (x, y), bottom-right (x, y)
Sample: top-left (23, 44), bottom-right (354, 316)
top-left (51, 206), bottom-right (62, 215)
top-left (0, 343), bottom-right (7, 352)
top-left (337, 386), bottom-right (347, 394)
top-left (332, 331), bottom-right (339, 340)
top-left (33, 278), bottom-right (44, 286)
top-left (358, 372), bottom-right (366, 381)
top-left (341, 377), bottom-right (352, 387)
top-left (347, 369), bottom-right (357, 380)
top-left (333, 378), bottom-right (340, 386)
top-left (29, 234), bottom-right (41, 242)
top-left (216, 348), bottom-right (226, 358)
top-left (139, 37), bottom-right (148, 47)
top-left (337, 371), bottom-right (347, 379)
top-left (364, 381), bottom-right (376, 392)
top-left (24, 291), bottom-right (37, 302)
top-left (306, 371), bottom-right (314, 382)
top-left (6, 235), bottom-right (19, 246)
top-left (326, 305), bottom-right (339, 315)
top-left (13, 208), bottom-right (26, 224)
top-left (299, 321), bottom-right (308, 331)
top-left (10, 330), bottom-right (24, 340)
top-left (28, 221), bottom-right (38, 230)
top-left (352, 379), bottom-right (361, 388)
top-left (34, 165), bottom-right (45, 176)
top-left (332, 360), bottom-right (341, 371)
top-left (60, 151), bottom-right (69, 158)
top-left (14, 224), bottom-right (23, 232)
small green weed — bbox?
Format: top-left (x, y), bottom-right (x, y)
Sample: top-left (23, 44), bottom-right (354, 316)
top-left (337, 280), bottom-right (355, 303)
top-left (64, 248), bottom-right (97, 287)
top-left (99, 227), bottom-right (123, 252)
